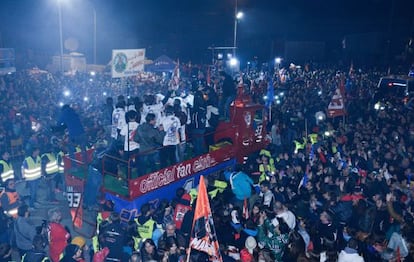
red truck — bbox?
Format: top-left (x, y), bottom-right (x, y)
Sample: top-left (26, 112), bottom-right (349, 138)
top-left (64, 87), bottom-right (269, 234)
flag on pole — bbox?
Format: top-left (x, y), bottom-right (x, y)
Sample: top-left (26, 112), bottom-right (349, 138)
top-left (327, 88), bottom-right (346, 118)
top-left (187, 176), bottom-right (222, 262)
top-left (265, 78), bottom-right (274, 108)
top-left (207, 66), bottom-right (211, 85)
top-left (173, 59), bottom-right (180, 86)
top-left (242, 198), bottom-right (249, 220)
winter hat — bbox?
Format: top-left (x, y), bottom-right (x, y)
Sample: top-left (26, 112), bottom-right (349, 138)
top-left (245, 236), bottom-right (257, 254)
top-left (71, 236), bottom-right (86, 248)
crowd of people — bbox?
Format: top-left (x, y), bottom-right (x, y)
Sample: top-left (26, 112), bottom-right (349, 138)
top-left (0, 60), bottom-right (413, 261)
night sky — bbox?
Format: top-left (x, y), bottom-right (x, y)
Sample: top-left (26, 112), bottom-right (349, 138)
top-left (0, 0), bottom-right (413, 64)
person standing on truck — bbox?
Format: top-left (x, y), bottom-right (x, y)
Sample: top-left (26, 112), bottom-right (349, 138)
top-left (160, 105), bottom-right (184, 167)
top-left (120, 110), bottom-right (140, 162)
top-left (57, 104), bottom-right (87, 164)
top-left (219, 71), bottom-right (236, 121)
top-left (189, 86), bottom-right (207, 156)
top-left (173, 99), bottom-right (188, 161)
top-left (135, 113), bottom-right (164, 175)
top-left (111, 101), bottom-right (126, 144)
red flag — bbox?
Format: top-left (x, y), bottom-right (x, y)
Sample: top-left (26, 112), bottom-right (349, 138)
top-left (327, 88), bottom-right (346, 118)
top-left (188, 176), bottom-right (222, 262)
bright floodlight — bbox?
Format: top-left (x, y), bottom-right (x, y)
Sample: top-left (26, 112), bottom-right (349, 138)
top-left (217, 53), bottom-right (223, 59)
top-left (227, 53), bottom-right (233, 59)
top-left (275, 57), bottom-right (282, 64)
top-left (90, 71), bottom-right (96, 76)
top-left (59, 102), bottom-right (64, 107)
top-left (63, 90), bottom-right (71, 97)
top-left (229, 58), bottom-right (238, 67)
top-left (103, 91), bottom-right (107, 96)
top-left (83, 96), bottom-right (89, 102)
top-left (236, 12), bottom-right (244, 19)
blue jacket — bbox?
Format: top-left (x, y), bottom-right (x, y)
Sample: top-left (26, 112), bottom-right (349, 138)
top-left (225, 171), bottom-right (254, 201)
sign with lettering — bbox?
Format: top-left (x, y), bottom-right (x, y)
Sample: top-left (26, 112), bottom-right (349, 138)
top-left (106, 157), bottom-right (236, 218)
top-left (111, 49), bottom-right (146, 78)
top-left (129, 149), bottom-right (232, 199)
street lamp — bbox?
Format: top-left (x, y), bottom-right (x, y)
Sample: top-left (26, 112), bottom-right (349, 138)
top-left (57, 0), bottom-right (64, 72)
top-left (233, 0), bottom-right (244, 57)
top-left (233, 11), bottom-right (243, 57)
top-left (93, 6), bottom-right (96, 65)
top-left (57, 0), bottom-right (97, 68)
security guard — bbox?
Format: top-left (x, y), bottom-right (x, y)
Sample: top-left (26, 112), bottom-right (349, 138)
top-left (41, 146), bottom-right (60, 202)
top-left (294, 137), bottom-right (307, 153)
top-left (207, 176), bottom-right (228, 199)
top-left (0, 151), bottom-right (14, 185)
top-left (91, 200), bottom-right (114, 253)
top-left (308, 133), bottom-right (319, 145)
top-left (258, 150), bottom-right (276, 183)
top-left (0, 178), bottom-right (21, 217)
top-left (135, 203), bottom-right (155, 242)
top-left (21, 147), bottom-right (42, 208)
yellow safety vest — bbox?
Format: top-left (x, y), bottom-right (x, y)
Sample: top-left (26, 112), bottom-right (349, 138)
top-left (213, 180), bottom-right (228, 193)
top-left (308, 133), bottom-right (318, 145)
top-left (0, 160), bottom-right (14, 183)
top-left (42, 153), bottom-right (59, 175)
top-left (22, 156), bottom-right (42, 181)
top-left (294, 139), bottom-right (306, 151)
top-left (208, 188), bottom-right (219, 199)
top-left (92, 212), bottom-right (111, 253)
top-left (259, 163), bottom-right (276, 183)
top-left (189, 188), bottom-right (198, 203)
top-left (57, 152), bottom-right (65, 174)
top-left (0, 191), bottom-right (19, 217)
top-left (135, 218), bottom-right (155, 240)
top-left (259, 149), bottom-right (272, 158)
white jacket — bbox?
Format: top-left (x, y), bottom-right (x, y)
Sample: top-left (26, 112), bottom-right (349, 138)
top-left (160, 115), bottom-right (182, 146)
top-left (338, 249), bottom-right (364, 262)
top-left (111, 107), bottom-right (126, 139)
top-left (120, 121), bottom-right (140, 151)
